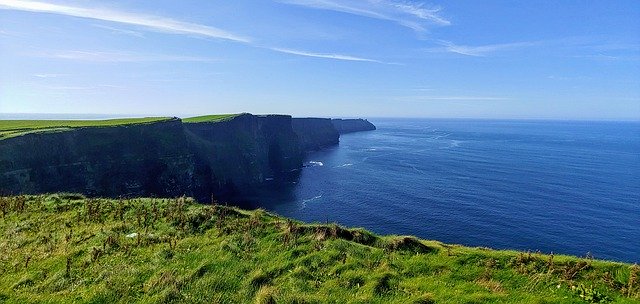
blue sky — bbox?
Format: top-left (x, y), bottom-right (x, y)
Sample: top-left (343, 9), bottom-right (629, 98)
top-left (0, 0), bottom-right (639, 119)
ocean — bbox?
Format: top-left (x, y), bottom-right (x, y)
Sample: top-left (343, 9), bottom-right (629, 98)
top-left (250, 119), bottom-right (640, 263)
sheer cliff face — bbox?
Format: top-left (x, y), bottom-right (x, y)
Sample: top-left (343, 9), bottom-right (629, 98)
top-left (331, 119), bottom-right (376, 134)
top-left (0, 114), bottom-right (374, 202)
top-left (0, 119), bottom-right (195, 197)
top-left (292, 118), bottom-right (339, 151)
top-left (184, 114), bottom-right (303, 201)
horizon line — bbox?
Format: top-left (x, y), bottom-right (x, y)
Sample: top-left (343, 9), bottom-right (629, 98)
top-left (1, 112), bottom-right (639, 122)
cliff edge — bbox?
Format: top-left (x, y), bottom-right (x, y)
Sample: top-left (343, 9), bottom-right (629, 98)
top-left (332, 118), bottom-right (376, 134)
top-left (291, 117), bottom-right (339, 151)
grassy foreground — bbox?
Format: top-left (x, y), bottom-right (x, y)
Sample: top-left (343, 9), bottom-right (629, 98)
top-left (0, 117), bottom-right (172, 139)
top-left (0, 195), bottom-right (637, 303)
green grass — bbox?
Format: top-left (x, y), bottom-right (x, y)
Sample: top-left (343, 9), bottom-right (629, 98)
top-left (182, 114), bottom-right (241, 123)
top-left (0, 194), bottom-right (638, 303)
top-left (0, 117), bottom-right (173, 139)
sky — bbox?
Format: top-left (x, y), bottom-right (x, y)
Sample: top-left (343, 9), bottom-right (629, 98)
top-left (0, 0), bottom-right (639, 120)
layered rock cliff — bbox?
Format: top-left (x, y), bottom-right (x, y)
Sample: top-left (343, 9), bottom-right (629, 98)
top-left (0, 118), bottom-right (195, 198)
top-left (185, 114), bottom-right (303, 201)
top-left (0, 114), bottom-right (375, 202)
top-left (291, 118), bottom-right (339, 151)
top-left (332, 118), bottom-right (376, 134)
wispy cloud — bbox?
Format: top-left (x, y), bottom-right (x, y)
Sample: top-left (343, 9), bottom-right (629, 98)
top-left (33, 73), bottom-right (70, 78)
top-left (38, 50), bottom-right (218, 63)
top-left (269, 47), bottom-right (383, 63)
top-left (0, 28), bottom-right (21, 37)
top-left (39, 48), bottom-right (383, 64)
top-left (278, 0), bottom-right (450, 31)
top-left (572, 54), bottom-right (640, 61)
top-left (91, 24), bottom-right (144, 38)
top-left (430, 40), bottom-right (539, 57)
top-left (397, 96), bottom-right (510, 102)
top-left (1, 0), bottom-right (387, 64)
top-left (411, 87), bottom-right (435, 92)
top-left (37, 84), bottom-right (126, 94)
top-left (547, 75), bottom-right (594, 81)
top-left (43, 85), bottom-right (95, 91)
top-left (0, 0), bottom-right (250, 42)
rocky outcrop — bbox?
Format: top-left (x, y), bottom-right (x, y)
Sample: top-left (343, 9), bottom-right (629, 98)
top-left (331, 119), bottom-right (376, 134)
top-left (292, 118), bottom-right (339, 151)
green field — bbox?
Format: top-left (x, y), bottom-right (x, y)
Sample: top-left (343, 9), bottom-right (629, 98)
top-left (183, 114), bottom-right (241, 123)
top-left (0, 194), bottom-right (637, 303)
top-left (0, 117), bottom-right (173, 139)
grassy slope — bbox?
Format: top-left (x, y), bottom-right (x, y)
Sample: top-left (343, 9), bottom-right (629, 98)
top-left (183, 114), bottom-right (240, 124)
top-left (182, 114), bottom-right (242, 123)
top-left (0, 195), bottom-right (638, 304)
top-left (0, 117), bottom-right (172, 139)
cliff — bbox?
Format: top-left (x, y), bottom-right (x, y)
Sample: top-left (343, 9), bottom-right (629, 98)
top-left (331, 118), bottom-right (376, 134)
top-left (291, 117), bottom-right (339, 151)
top-left (184, 114), bottom-right (303, 201)
top-left (0, 118), bottom-right (195, 198)
top-left (0, 114), bottom-right (374, 201)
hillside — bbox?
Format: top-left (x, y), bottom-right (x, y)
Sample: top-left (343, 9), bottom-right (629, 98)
top-left (0, 117), bottom-right (173, 140)
top-left (0, 194), bottom-right (637, 303)
top-left (182, 114), bottom-right (240, 123)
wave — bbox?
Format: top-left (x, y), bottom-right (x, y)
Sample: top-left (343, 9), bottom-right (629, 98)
top-left (336, 163), bottom-right (353, 168)
top-left (303, 195), bottom-right (322, 203)
top-left (440, 139), bottom-right (464, 149)
top-left (300, 195), bottom-right (323, 209)
top-left (306, 161), bottom-right (324, 167)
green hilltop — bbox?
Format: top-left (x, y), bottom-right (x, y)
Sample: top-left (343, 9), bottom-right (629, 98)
top-left (0, 117), bottom-right (173, 140)
top-left (0, 114), bottom-right (244, 139)
top-left (182, 114), bottom-right (241, 123)
top-left (0, 194), bottom-right (638, 303)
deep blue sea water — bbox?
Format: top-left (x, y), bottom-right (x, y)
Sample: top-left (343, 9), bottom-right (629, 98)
top-left (251, 119), bottom-right (640, 263)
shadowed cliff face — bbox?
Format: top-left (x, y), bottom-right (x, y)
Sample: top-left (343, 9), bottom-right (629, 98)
top-left (332, 119), bottom-right (376, 134)
top-left (0, 114), bottom-right (375, 203)
top-left (176, 114), bottom-right (303, 202)
top-left (0, 119), bottom-right (195, 197)
top-left (292, 118), bottom-right (340, 151)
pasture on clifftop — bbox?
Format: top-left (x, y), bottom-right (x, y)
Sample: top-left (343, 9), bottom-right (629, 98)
top-left (0, 194), bottom-right (638, 303)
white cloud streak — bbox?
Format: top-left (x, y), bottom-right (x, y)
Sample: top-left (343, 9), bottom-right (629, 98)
top-left (0, 0), bottom-right (250, 42)
top-left (398, 96), bottom-right (510, 101)
top-left (92, 24), bottom-right (144, 38)
top-left (278, 0), bottom-right (450, 31)
top-left (39, 50), bottom-right (218, 63)
top-left (33, 73), bottom-right (70, 78)
top-left (0, 0), bottom-right (387, 64)
top-left (434, 40), bottom-right (538, 57)
top-left (269, 47), bottom-right (383, 63)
